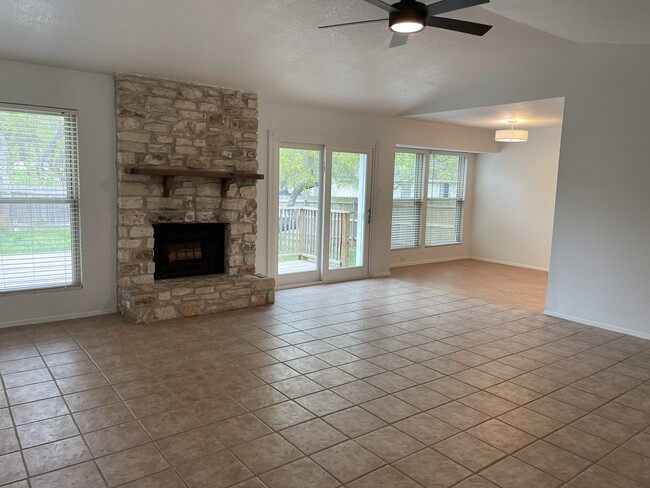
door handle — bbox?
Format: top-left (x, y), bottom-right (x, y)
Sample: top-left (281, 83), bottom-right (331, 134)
top-left (367, 208), bottom-right (371, 224)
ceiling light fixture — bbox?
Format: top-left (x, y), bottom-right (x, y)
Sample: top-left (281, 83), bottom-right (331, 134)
top-left (389, 7), bottom-right (426, 34)
top-left (495, 120), bottom-right (528, 142)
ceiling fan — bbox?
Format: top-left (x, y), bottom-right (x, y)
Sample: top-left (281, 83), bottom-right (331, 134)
top-left (319, 0), bottom-right (493, 48)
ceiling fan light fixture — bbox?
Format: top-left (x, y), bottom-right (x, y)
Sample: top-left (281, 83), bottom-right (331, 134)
top-left (495, 121), bottom-right (528, 142)
top-left (389, 9), bottom-right (426, 33)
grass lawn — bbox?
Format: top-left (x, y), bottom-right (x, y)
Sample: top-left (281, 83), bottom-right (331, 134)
top-left (0, 228), bottom-right (72, 255)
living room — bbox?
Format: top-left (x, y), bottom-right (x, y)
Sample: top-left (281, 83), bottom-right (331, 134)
top-left (1, 1), bottom-right (649, 487)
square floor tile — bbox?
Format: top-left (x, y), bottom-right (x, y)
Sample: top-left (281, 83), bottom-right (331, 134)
top-left (332, 380), bottom-right (386, 404)
top-left (29, 461), bottom-right (106, 488)
top-left (571, 413), bottom-right (637, 444)
top-left (598, 447), bottom-right (650, 486)
top-left (254, 400), bottom-right (315, 431)
top-left (140, 406), bottom-right (201, 440)
top-left (295, 390), bottom-right (352, 416)
top-left (425, 377), bottom-right (478, 399)
top-left (498, 407), bottom-right (563, 437)
top-left (207, 413), bottom-right (272, 448)
top-left (357, 426), bottom-right (425, 463)
top-left (73, 402), bottom-right (135, 433)
top-left (395, 385), bottom-right (451, 411)
top-left (280, 418), bottom-right (347, 455)
top-left (365, 372), bottom-right (417, 394)
top-left (347, 465), bottom-right (423, 488)
top-left (454, 476), bottom-right (499, 488)
top-left (0, 451), bottom-right (27, 485)
top-left (118, 469), bottom-right (186, 487)
top-left (546, 426), bottom-right (616, 462)
top-left (486, 382), bottom-right (542, 405)
top-left (458, 391), bottom-right (517, 417)
top-left (515, 440), bottom-right (591, 481)
top-left (452, 369), bottom-right (503, 389)
top-left (593, 402), bottom-right (650, 430)
top-left (361, 395), bottom-right (420, 423)
top-left (394, 448), bottom-right (470, 488)
top-left (428, 402), bottom-right (489, 430)
top-left (569, 464), bottom-right (645, 488)
top-left (481, 456), bottom-right (561, 488)
top-left (231, 385), bottom-right (288, 411)
top-left (623, 432), bottom-right (650, 457)
top-left (434, 433), bottom-right (505, 471)
top-left (155, 427), bottom-right (224, 466)
top-left (468, 419), bottom-right (536, 454)
top-left (96, 443), bottom-right (169, 486)
top-left (312, 440), bottom-right (385, 484)
top-left (176, 450), bottom-right (253, 488)
top-left (324, 406), bottom-right (386, 438)
top-left (16, 414), bottom-right (79, 448)
top-left (231, 433), bottom-right (303, 474)
top-left (260, 457), bottom-right (338, 488)
top-left (271, 376), bottom-right (324, 399)
top-left (394, 412), bottom-right (459, 445)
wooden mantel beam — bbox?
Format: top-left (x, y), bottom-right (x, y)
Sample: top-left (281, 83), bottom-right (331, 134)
top-left (124, 167), bottom-right (264, 197)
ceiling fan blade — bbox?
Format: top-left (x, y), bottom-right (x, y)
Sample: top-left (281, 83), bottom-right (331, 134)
top-left (426, 0), bottom-right (489, 16)
top-left (362, 0), bottom-right (398, 13)
top-left (319, 18), bottom-right (387, 29)
top-left (389, 33), bottom-right (409, 48)
top-left (426, 16), bottom-right (492, 36)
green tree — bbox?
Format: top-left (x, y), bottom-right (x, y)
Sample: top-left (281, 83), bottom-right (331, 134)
top-left (279, 148), bottom-right (361, 206)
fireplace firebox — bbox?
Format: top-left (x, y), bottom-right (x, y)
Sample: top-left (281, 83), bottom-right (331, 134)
top-left (153, 223), bottom-right (225, 280)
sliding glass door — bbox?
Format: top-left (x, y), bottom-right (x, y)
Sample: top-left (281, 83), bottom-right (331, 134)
top-left (274, 143), bottom-right (372, 286)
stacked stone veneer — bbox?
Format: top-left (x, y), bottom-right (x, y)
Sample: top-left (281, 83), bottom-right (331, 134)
top-left (115, 74), bottom-right (274, 324)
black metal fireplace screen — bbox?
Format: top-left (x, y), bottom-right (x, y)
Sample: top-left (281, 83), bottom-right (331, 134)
top-left (152, 223), bottom-right (225, 280)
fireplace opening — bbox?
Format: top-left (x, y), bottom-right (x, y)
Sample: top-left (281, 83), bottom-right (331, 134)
top-left (153, 223), bottom-right (225, 280)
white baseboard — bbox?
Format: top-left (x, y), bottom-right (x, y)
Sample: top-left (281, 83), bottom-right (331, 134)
top-left (372, 271), bottom-right (391, 278)
top-left (470, 256), bottom-right (549, 272)
top-left (389, 255), bottom-right (471, 269)
top-left (544, 309), bottom-right (650, 340)
top-left (0, 308), bottom-right (118, 329)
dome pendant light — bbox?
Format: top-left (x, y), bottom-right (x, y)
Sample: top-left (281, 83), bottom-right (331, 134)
top-left (495, 120), bottom-right (528, 142)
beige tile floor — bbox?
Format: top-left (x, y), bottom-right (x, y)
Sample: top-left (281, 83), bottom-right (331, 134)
top-left (1, 277), bottom-right (650, 487)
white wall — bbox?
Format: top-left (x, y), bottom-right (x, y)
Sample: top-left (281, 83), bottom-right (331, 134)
top-left (471, 127), bottom-right (561, 270)
top-left (256, 100), bottom-right (500, 277)
top-left (0, 60), bottom-right (116, 327)
top-left (408, 43), bottom-right (650, 338)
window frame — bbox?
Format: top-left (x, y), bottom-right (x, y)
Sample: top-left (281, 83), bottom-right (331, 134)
top-left (0, 102), bottom-right (82, 295)
top-left (391, 147), bottom-right (469, 250)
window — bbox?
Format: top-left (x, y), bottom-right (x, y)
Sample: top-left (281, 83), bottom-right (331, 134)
top-left (0, 104), bottom-right (81, 293)
top-left (391, 149), bottom-right (467, 249)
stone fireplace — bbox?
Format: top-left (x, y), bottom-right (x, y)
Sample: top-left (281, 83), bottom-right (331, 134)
top-left (115, 74), bottom-right (274, 324)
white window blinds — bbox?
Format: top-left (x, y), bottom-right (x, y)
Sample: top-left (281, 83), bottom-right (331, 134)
top-left (426, 153), bottom-right (467, 246)
top-left (391, 151), bottom-right (425, 249)
top-left (0, 104), bottom-right (82, 293)
top-left (391, 149), bottom-right (468, 250)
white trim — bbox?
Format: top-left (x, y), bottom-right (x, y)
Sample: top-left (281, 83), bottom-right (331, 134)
top-left (389, 255), bottom-right (471, 268)
top-left (544, 309), bottom-right (650, 340)
top-left (470, 256), bottom-right (549, 272)
top-left (0, 307), bottom-right (118, 329)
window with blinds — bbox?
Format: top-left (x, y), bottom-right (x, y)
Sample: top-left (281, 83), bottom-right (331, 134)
top-left (391, 149), bottom-right (468, 250)
top-left (0, 104), bottom-right (82, 293)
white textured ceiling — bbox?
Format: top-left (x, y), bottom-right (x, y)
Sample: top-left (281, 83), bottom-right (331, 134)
top-left (0, 1), bottom-right (643, 116)
top-left (485, 0), bottom-right (650, 44)
top-left (411, 97), bottom-right (565, 129)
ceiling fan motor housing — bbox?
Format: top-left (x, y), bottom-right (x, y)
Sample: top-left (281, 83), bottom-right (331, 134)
top-left (389, 0), bottom-right (428, 32)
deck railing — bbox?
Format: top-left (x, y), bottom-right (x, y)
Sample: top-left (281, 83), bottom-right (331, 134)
top-left (278, 207), bottom-right (352, 267)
